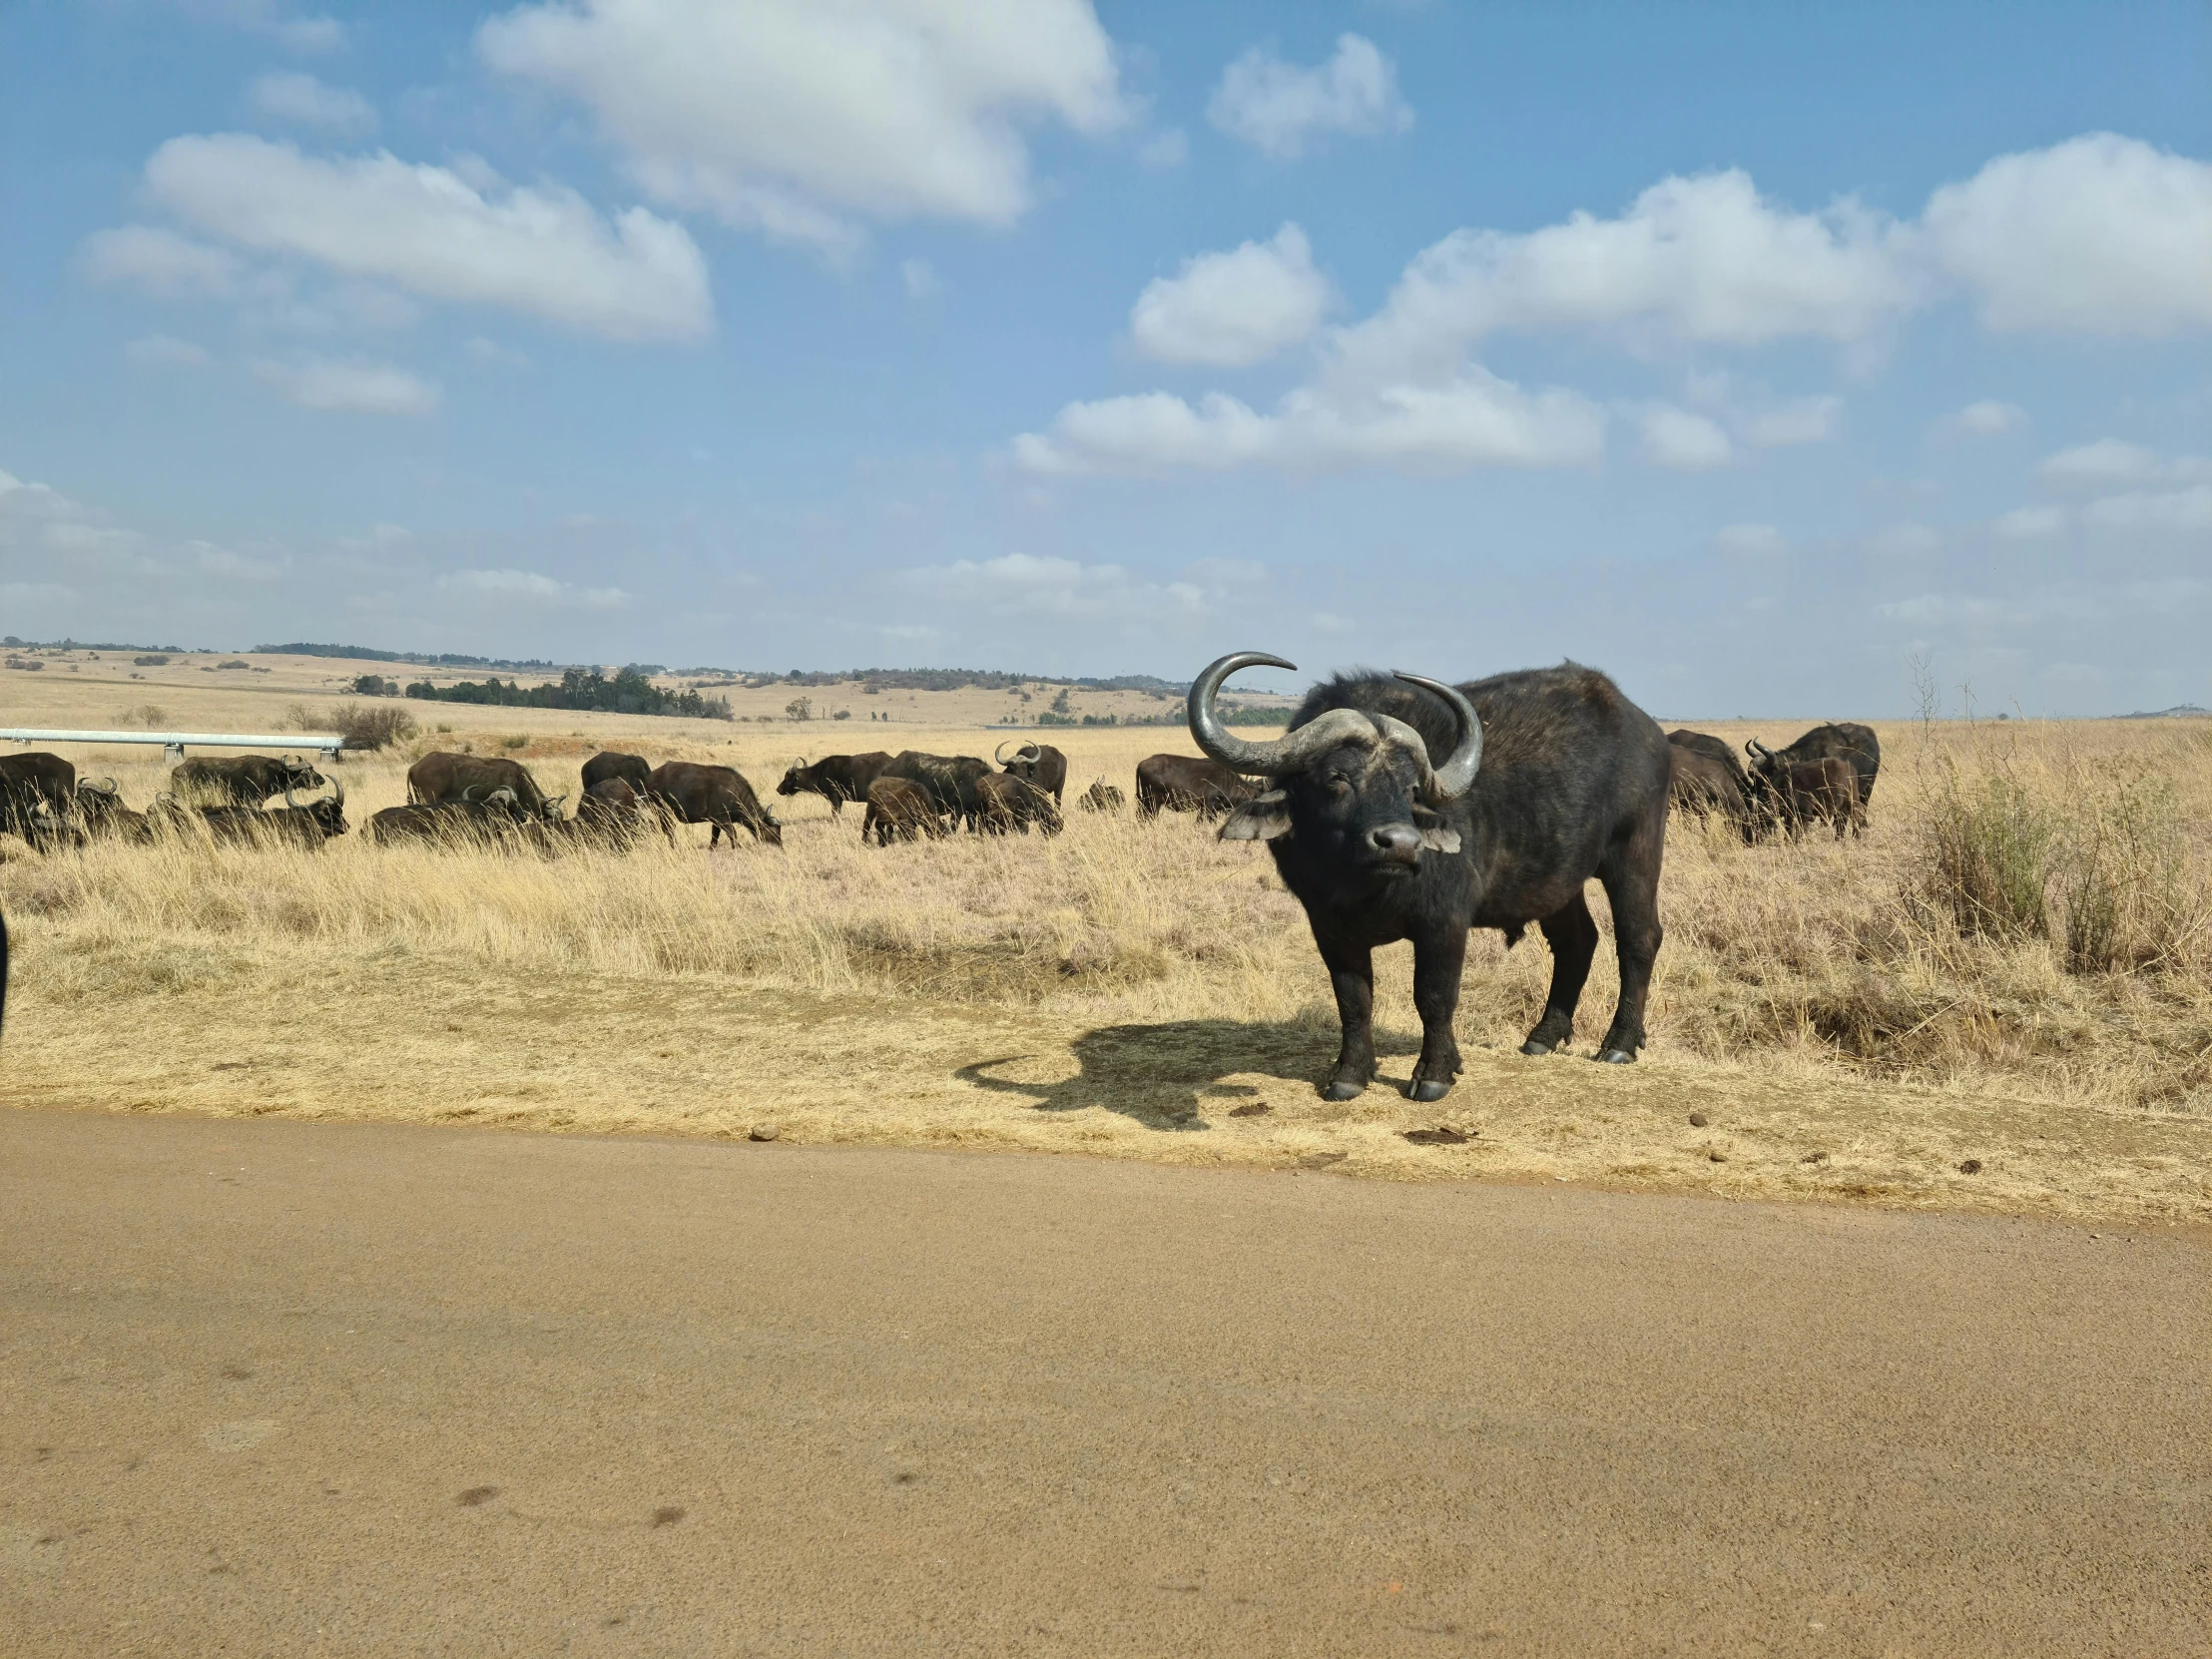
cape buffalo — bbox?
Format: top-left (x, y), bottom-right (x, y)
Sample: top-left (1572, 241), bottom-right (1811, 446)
top-left (861, 776), bottom-right (949, 845)
top-left (170, 754), bottom-right (324, 808)
top-left (879, 751), bottom-right (990, 830)
top-left (646, 762), bottom-right (782, 847)
top-left (1667, 745), bottom-right (1752, 832)
top-left (1135, 754), bottom-right (1260, 821)
top-left (1667, 730), bottom-right (1749, 789)
top-left (185, 779), bottom-right (347, 848)
top-left (581, 751), bottom-right (652, 795)
top-left (778, 751), bottom-right (892, 816)
top-left (1767, 756), bottom-right (1866, 840)
top-left (407, 753), bottom-right (561, 820)
top-left (994, 741), bottom-right (1068, 805)
top-left (1, 753), bottom-right (77, 844)
top-left (975, 772), bottom-right (1064, 836)
top-left (367, 789), bottom-right (527, 846)
top-left (1078, 778), bottom-right (1125, 813)
top-left (1746, 724), bottom-right (1880, 816)
top-left (1192, 652), bottom-right (1670, 1103)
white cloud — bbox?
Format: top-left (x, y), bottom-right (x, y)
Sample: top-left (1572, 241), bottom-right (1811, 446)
top-left (1737, 395), bottom-right (1840, 448)
top-left (193, 542), bottom-right (287, 581)
top-left (1992, 504), bottom-right (2065, 539)
top-left (1207, 34), bottom-right (1411, 160)
top-left (1015, 370), bottom-right (1606, 475)
top-left (1921, 133), bottom-right (2212, 336)
top-left (79, 226), bottom-right (245, 297)
top-left (463, 336), bottom-right (530, 367)
top-left (188, 1), bottom-right (346, 55)
top-left (1129, 224), bottom-right (1331, 367)
top-left (1951, 399), bottom-right (2025, 435)
top-left (477, 0), bottom-right (1127, 252)
top-left (2082, 486), bottom-right (2212, 532)
top-left (1713, 522), bottom-right (1785, 556)
top-left (250, 71), bottom-right (375, 135)
top-left (124, 334), bottom-right (214, 369)
top-left (2038, 438), bottom-right (2210, 486)
top-left (900, 552), bottom-right (1205, 619)
top-left (138, 134), bottom-right (711, 340)
top-left (1636, 403), bottom-right (1733, 470)
top-left (1137, 129), bottom-right (1188, 171)
top-left (1870, 521), bottom-right (1943, 557)
top-left (436, 567), bottom-right (628, 609)
top-left (900, 258), bottom-right (940, 299)
top-left (252, 355), bottom-right (439, 416)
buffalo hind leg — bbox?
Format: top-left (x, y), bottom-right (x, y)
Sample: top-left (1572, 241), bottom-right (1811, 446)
top-left (1407, 925), bottom-right (1468, 1102)
top-left (1316, 934), bottom-right (1378, 1100)
top-left (1521, 891), bottom-right (1599, 1056)
top-left (1594, 811), bottom-right (1667, 1063)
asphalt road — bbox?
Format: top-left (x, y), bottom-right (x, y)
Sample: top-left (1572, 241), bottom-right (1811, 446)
top-left (2, 1109), bottom-right (2206, 1657)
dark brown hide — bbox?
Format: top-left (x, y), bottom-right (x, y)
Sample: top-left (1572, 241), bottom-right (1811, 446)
top-left (861, 777), bottom-right (948, 845)
top-left (646, 762), bottom-right (782, 847)
top-left (1134, 754), bottom-right (1260, 820)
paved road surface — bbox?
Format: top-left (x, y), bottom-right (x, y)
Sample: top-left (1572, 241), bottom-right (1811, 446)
top-left (3, 1109), bottom-right (2205, 1656)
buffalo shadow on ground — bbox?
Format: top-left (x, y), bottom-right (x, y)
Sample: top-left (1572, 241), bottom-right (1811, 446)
top-left (955, 1017), bottom-right (1422, 1131)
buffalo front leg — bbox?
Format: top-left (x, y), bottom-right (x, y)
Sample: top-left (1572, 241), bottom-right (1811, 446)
top-left (1594, 809), bottom-right (1667, 1063)
top-left (1407, 925), bottom-right (1468, 1102)
top-left (1316, 934), bottom-right (1378, 1100)
top-left (1522, 891), bottom-right (1599, 1055)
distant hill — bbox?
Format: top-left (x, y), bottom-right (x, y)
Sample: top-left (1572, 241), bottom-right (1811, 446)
top-left (2115, 704), bottom-right (2210, 719)
top-left (257, 642), bottom-right (563, 671)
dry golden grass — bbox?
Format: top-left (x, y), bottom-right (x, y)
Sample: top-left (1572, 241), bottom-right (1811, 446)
top-left (4, 669), bottom-right (2209, 1229)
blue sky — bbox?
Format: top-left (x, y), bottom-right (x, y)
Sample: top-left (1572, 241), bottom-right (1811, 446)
top-left (2, 1), bottom-right (2207, 715)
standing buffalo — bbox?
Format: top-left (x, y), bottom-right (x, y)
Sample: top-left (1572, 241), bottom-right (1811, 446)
top-left (407, 753), bottom-right (562, 820)
top-left (861, 776), bottom-right (949, 845)
top-left (1766, 756), bottom-right (1866, 840)
top-left (778, 752), bottom-right (893, 816)
top-left (646, 762), bottom-right (782, 847)
top-left (994, 741), bottom-right (1067, 805)
top-left (1746, 724), bottom-right (1880, 818)
top-left (975, 772), bottom-right (1064, 836)
top-left (581, 751), bottom-right (652, 795)
top-left (170, 754), bottom-right (324, 808)
top-left (1666, 744), bottom-right (1752, 834)
top-left (1135, 754), bottom-right (1260, 821)
top-left (1666, 730), bottom-right (1749, 790)
top-left (879, 751), bottom-right (991, 830)
top-left (1192, 652), bottom-right (1670, 1103)
top-left (1, 753), bottom-right (76, 845)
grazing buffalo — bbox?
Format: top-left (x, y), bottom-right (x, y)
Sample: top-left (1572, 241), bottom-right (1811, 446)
top-left (367, 790), bottom-right (530, 846)
top-left (188, 780), bottom-right (347, 848)
top-left (1135, 754), bottom-right (1260, 821)
top-left (861, 777), bottom-right (949, 845)
top-left (646, 762), bottom-right (782, 847)
top-left (1746, 724), bottom-right (1880, 816)
top-left (1767, 756), bottom-right (1866, 840)
top-left (170, 754), bottom-right (324, 809)
top-left (1667, 745), bottom-right (1752, 831)
top-left (1078, 778), bottom-right (1125, 814)
top-left (1192, 652), bottom-right (1670, 1103)
top-left (778, 751), bottom-right (893, 816)
top-left (994, 741), bottom-right (1068, 805)
top-left (975, 772), bottom-right (1064, 836)
top-left (407, 753), bottom-right (561, 820)
top-left (581, 751), bottom-right (652, 796)
top-left (1, 753), bottom-right (77, 844)
top-left (1667, 730), bottom-right (1749, 789)
top-left (879, 751), bottom-right (991, 831)
top-left (71, 779), bottom-right (154, 842)
top-left (552, 778), bottom-right (650, 850)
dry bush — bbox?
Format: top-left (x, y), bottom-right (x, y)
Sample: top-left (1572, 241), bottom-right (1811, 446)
top-left (310, 699), bottom-right (420, 751)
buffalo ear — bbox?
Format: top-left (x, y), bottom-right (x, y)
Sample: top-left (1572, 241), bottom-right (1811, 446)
top-left (1411, 805), bottom-right (1460, 854)
top-left (1219, 789), bottom-right (1293, 841)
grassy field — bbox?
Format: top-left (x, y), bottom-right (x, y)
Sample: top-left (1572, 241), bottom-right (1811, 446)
top-left (4, 649), bottom-right (2209, 1228)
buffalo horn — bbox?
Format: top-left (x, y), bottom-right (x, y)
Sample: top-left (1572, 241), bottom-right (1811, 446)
top-left (994, 740), bottom-right (1018, 765)
top-left (1391, 672), bottom-right (1483, 801)
top-left (283, 784), bottom-right (298, 809)
top-left (1190, 652), bottom-right (1369, 775)
top-left (1746, 738), bottom-right (1773, 760)
top-left (328, 777), bottom-right (344, 808)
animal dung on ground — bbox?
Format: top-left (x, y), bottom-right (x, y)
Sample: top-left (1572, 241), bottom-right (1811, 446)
top-left (749, 1123), bottom-right (781, 1143)
top-left (1402, 1126), bottom-right (1469, 1146)
top-left (1227, 1102), bottom-right (1271, 1117)
top-left (1707, 1149), bottom-right (1728, 1163)
top-left (1957, 1158), bottom-right (1983, 1175)
top-left (1687, 1111), bottom-right (1709, 1127)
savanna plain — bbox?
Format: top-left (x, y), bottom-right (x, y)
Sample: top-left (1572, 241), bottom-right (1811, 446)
top-left (4, 650), bottom-right (2209, 1229)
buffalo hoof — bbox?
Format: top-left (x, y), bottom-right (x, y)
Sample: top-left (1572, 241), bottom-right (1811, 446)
top-left (1519, 1038), bottom-right (1557, 1057)
top-left (1322, 1078), bottom-right (1368, 1102)
top-left (1596, 1048), bottom-right (1638, 1065)
top-left (1406, 1077), bottom-right (1454, 1104)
